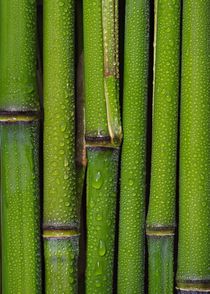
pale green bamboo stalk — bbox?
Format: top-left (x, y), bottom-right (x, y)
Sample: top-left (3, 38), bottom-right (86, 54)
top-left (117, 1), bottom-right (150, 293)
top-left (176, 1), bottom-right (210, 292)
top-left (146, 1), bottom-right (181, 293)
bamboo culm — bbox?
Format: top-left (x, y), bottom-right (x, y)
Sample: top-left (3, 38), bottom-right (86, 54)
top-left (146, 0), bottom-right (181, 293)
top-left (0, 0), bottom-right (42, 292)
top-left (83, 0), bottom-right (122, 292)
top-left (117, 1), bottom-right (150, 293)
top-left (43, 0), bottom-right (79, 292)
top-left (176, 1), bottom-right (210, 292)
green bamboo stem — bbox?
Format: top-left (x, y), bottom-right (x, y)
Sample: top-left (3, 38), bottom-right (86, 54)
top-left (76, 0), bottom-right (86, 203)
top-left (83, 0), bottom-right (121, 292)
top-left (43, 0), bottom-right (79, 292)
top-left (117, 1), bottom-right (150, 293)
top-left (176, 1), bottom-right (210, 293)
top-left (86, 148), bottom-right (120, 293)
top-left (146, 1), bottom-right (181, 293)
top-left (0, 120), bottom-right (41, 293)
top-left (0, 0), bottom-right (42, 292)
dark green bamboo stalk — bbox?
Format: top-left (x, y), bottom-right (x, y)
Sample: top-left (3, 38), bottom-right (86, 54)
top-left (83, 0), bottom-right (121, 292)
top-left (0, 0), bottom-right (42, 293)
top-left (76, 2), bottom-right (87, 288)
top-left (146, 1), bottom-right (181, 293)
top-left (76, 0), bottom-right (86, 204)
top-left (43, 0), bottom-right (79, 292)
top-left (117, 1), bottom-right (150, 293)
top-left (76, 57), bottom-right (86, 290)
top-left (176, 1), bottom-right (210, 293)
top-left (76, 55), bottom-right (86, 204)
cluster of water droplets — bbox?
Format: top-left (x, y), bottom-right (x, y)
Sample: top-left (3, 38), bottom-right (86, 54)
top-left (86, 149), bottom-right (119, 292)
top-left (44, 236), bottom-right (79, 293)
top-left (147, 0), bottom-right (180, 227)
top-left (1, 123), bottom-right (41, 292)
top-left (83, 0), bottom-right (109, 136)
top-left (117, 1), bottom-right (149, 292)
top-left (43, 0), bottom-right (78, 227)
top-left (177, 0), bottom-right (210, 281)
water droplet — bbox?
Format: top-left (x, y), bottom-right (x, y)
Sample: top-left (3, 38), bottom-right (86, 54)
top-left (95, 280), bottom-right (101, 288)
top-left (64, 158), bottom-right (68, 167)
top-left (94, 261), bottom-right (102, 276)
top-left (98, 240), bottom-right (106, 256)
top-left (96, 213), bottom-right (103, 221)
top-left (64, 174), bottom-right (69, 180)
top-left (128, 179), bottom-right (134, 186)
top-left (92, 171), bottom-right (103, 189)
top-left (61, 123), bottom-right (66, 132)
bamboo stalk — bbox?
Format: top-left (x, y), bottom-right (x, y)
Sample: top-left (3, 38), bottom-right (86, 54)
top-left (146, 0), bottom-right (181, 293)
top-left (43, 0), bottom-right (79, 292)
top-left (83, 0), bottom-right (122, 292)
top-left (176, 1), bottom-right (210, 293)
top-left (0, 0), bottom-right (42, 292)
top-left (117, 1), bottom-right (150, 293)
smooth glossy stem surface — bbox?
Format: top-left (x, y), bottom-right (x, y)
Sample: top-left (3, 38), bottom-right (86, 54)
top-left (117, 0), bottom-right (150, 293)
top-left (176, 1), bottom-right (210, 292)
top-left (43, 0), bottom-right (79, 292)
top-left (146, 1), bottom-right (181, 293)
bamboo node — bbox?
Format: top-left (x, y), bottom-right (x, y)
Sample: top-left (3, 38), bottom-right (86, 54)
top-left (43, 229), bottom-right (79, 240)
top-left (176, 279), bottom-right (210, 292)
top-left (0, 111), bottom-right (40, 123)
top-left (146, 225), bottom-right (175, 237)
